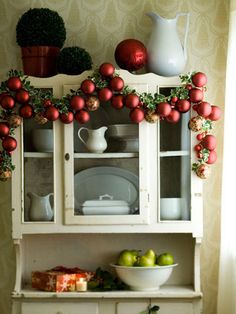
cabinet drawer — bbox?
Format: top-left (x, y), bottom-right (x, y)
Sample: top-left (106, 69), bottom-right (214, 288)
top-left (21, 302), bottom-right (99, 314)
top-left (117, 301), bottom-right (149, 314)
top-left (152, 301), bottom-right (193, 314)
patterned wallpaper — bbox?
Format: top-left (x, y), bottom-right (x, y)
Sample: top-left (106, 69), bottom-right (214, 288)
top-left (0, 1), bottom-right (228, 314)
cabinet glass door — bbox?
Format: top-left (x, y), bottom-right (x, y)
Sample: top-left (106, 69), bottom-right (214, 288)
top-left (158, 87), bottom-right (191, 222)
top-left (22, 117), bottom-right (55, 223)
top-left (63, 77), bottom-right (150, 225)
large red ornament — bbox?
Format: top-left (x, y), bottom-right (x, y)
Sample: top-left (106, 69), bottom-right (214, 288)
top-left (0, 122), bottom-right (10, 138)
top-left (111, 95), bottom-right (124, 109)
top-left (19, 104), bottom-right (34, 118)
top-left (99, 63), bottom-right (115, 77)
top-left (75, 110), bottom-right (90, 124)
top-left (70, 95), bottom-right (85, 111)
top-left (44, 106), bottom-right (59, 121)
top-left (2, 136), bottom-right (17, 152)
top-left (80, 79), bottom-right (96, 94)
top-left (196, 101), bottom-right (212, 117)
top-left (60, 111), bottom-right (74, 124)
top-left (166, 109), bottom-right (181, 123)
top-left (192, 72), bottom-right (207, 87)
top-left (189, 88), bottom-right (204, 103)
top-left (15, 89), bottom-right (30, 104)
top-left (115, 39), bottom-right (147, 72)
top-left (206, 150), bottom-right (217, 164)
top-left (201, 134), bottom-right (216, 150)
top-left (156, 102), bottom-right (172, 117)
top-left (208, 105), bottom-right (221, 121)
top-left (110, 76), bottom-right (124, 92)
top-left (6, 76), bottom-right (22, 91)
top-left (129, 107), bottom-right (145, 123)
top-left (1, 95), bottom-right (15, 109)
top-left (125, 94), bottom-right (140, 109)
top-left (175, 99), bottom-right (191, 113)
top-left (98, 87), bottom-right (113, 102)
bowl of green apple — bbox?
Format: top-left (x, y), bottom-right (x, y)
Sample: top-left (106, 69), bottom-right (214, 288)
top-left (110, 249), bottom-right (177, 291)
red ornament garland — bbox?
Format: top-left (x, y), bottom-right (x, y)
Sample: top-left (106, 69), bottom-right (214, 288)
top-left (0, 65), bottom-right (221, 181)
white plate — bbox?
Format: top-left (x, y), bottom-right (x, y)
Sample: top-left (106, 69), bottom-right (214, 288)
top-left (74, 166), bottom-right (139, 214)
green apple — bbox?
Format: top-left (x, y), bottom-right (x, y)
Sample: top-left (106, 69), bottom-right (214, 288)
top-left (156, 252), bottom-right (174, 266)
top-left (117, 250), bottom-right (138, 266)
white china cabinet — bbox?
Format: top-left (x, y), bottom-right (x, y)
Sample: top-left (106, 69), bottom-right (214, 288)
top-left (11, 70), bottom-right (203, 314)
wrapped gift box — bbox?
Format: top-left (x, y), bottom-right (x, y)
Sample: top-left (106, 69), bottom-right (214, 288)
top-left (32, 266), bottom-right (95, 292)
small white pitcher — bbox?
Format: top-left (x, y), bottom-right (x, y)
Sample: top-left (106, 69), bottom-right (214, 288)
top-left (78, 126), bottom-right (108, 153)
top-left (27, 192), bottom-right (54, 221)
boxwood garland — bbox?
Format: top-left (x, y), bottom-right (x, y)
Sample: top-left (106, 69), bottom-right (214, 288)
top-left (0, 63), bottom-right (221, 181)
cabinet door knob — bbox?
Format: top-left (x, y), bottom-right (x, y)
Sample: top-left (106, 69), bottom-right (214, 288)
top-left (65, 153), bottom-right (70, 160)
top-left (149, 305), bottom-right (160, 314)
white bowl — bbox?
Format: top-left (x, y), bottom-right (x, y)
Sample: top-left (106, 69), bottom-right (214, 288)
top-left (107, 124), bottom-right (138, 139)
top-left (160, 198), bottom-right (182, 220)
top-left (32, 129), bottom-right (53, 152)
top-left (110, 263), bottom-right (177, 291)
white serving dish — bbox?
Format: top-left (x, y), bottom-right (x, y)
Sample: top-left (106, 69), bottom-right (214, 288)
top-left (110, 263), bottom-right (178, 291)
top-left (81, 194), bottom-right (130, 215)
top-left (74, 166), bottom-right (139, 213)
top-left (32, 129), bottom-right (53, 152)
top-left (107, 124), bottom-right (138, 139)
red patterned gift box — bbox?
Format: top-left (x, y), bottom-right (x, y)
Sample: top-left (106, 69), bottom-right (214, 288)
top-left (32, 266), bottom-right (95, 292)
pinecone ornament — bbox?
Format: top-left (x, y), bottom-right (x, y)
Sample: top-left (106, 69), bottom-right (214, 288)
top-left (0, 169), bottom-right (12, 181)
top-left (34, 113), bottom-right (48, 125)
top-left (196, 164), bottom-right (211, 179)
top-left (145, 110), bottom-right (159, 123)
top-left (85, 96), bottom-right (100, 111)
top-left (6, 114), bottom-right (22, 128)
top-left (188, 116), bottom-right (205, 132)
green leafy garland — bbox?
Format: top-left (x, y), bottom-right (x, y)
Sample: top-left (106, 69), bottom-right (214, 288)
top-left (0, 63), bottom-right (221, 181)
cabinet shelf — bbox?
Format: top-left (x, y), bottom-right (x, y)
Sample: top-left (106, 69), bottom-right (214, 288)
top-left (13, 285), bottom-right (202, 299)
top-left (24, 152), bottom-right (53, 158)
top-left (74, 152), bottom-right (138, 159)
top-left (159, 150), bottom-right (189, 157)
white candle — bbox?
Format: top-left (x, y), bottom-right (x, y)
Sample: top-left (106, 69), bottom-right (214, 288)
top-left (76, 278), bottom-right (87, 292)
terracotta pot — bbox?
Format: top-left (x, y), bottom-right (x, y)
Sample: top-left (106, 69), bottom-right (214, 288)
top-left (21, 46), bottom-right (60, 77)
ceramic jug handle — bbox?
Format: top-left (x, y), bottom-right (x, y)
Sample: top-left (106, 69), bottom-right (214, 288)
top-left (78, 127), bottom-right (88, 146)
top-left (177, 13), bottom-right (190, 60)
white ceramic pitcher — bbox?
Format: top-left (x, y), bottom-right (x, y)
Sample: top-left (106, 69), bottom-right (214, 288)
top-left (146, 12), bottom-right (190, 76)
top-left (78, 126), bottom-right (108, 153)
top-left (27, 192), bottom-right (54, 221)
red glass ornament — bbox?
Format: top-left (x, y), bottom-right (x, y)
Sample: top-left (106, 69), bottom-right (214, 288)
top-left (111, 95), bottom-right (124, 109)
top-left (98, 87), bottom-right (113, 102)
top-left (70, 95), bottom-right (85, 111)
top-left (175, 99), bottom-right (191, 113)
top-left (15, 89), bottom-right (30, 104)
top-left (6, 76), bottom-right (22, 91)
top-left (206, 150), bottom-right (217, 164)
top-left (80, 79), bottom-right (96, 94)
top-left (19, 104), bottom-right (33, 118)
top-left (196, 101), bottom-right (212, 117)
top-left (60, 111), bottom-right (74, 124)
top-left (201, 134), bottom-right (216, 150)
top-left (208, 105), bottom-right (221, 121)
top-left (115, 39), bottom-right (147, 72)
top-left (99, 63), bottom-right (115, 77)
top-left (0, 122), bottom-right (10, 138)
top-left (1, 95), bottom-right (15, 109)
top-left (129, 108), bottom-right (145, 123)
top-left (156, 102), bottom-right (172, 117)
top-left (44, 106), bottom-right (59, 121)
top-left (125, 94), bottom-right (140, 109)
top-left (189, 88), bottom-right (204, 103)
top-left (192, 72), bottom-right (207, 87)
top-left (110, 77), bottom-right (124, 92)
top-left (75, 110), bottom-right (90, 124)
top-left (2, 136), bottom-right (17, 152)
top-left (166, 109), bottom-right (180, 123)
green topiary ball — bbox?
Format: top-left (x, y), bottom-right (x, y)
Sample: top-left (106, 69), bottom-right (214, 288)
top-left (57, 47), bottom-right (93, 75)
top-left (16, 8), bottom-right (66, 48)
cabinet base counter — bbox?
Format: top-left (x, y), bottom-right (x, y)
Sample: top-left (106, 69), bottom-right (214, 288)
top-left (12, 294), bottom-right (202, 314)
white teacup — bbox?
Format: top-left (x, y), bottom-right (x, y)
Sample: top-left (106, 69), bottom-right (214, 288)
top-left (160, 198), bottom-right (182, 220)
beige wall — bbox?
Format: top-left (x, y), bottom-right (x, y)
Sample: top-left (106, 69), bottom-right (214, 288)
top-left (0, 1), bottom-right (228, 314)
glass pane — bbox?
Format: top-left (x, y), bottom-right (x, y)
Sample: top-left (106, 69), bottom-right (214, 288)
top-left (23, 118), bottom-right (54, 223)
top-left (160, 156), bottom-right (191, 221)
top-left (73, 101), bottom-right (140, 217)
